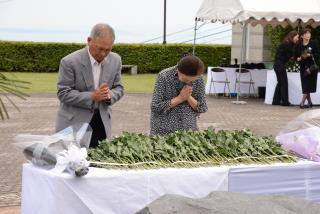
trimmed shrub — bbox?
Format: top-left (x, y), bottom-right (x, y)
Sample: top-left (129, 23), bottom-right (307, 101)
top-left (0, 41), bottom-right (84, 72)
top-left (0, 41), bottom-right (230, 73)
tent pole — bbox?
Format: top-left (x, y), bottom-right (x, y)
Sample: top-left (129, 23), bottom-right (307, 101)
top-left (245, 24), bottom-right (250, 62)
top-left (192, 20), bottom-right (198, 55)
top-left (297, 19), bottom-right (302, 32)
top-left (232, 22), bottom-right (247, 104)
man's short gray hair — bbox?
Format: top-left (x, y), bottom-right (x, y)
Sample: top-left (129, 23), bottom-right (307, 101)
top-left (90, 23), bottom-right (115, 42)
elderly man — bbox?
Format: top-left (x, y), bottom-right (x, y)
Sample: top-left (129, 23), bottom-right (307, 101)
top-left (55, 23), bottom-right (124, 147)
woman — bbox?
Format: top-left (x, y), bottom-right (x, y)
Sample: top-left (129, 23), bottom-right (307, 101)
top-left (150, 55), bottom-right (208, 135)
top-left (296, 28), bottom-right (319, 108)
top-left (272, 31), bottom-right (300, 106)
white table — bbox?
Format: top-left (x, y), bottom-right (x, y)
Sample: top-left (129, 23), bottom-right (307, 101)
top-left (229, 162), bottom-right (320, 201)
top-left (21, 161), bottom-right (320, 214)
top-left (205, 67), bottom-right (268, 95)
top-left (21, 164), bottom-right (229, 214)
top-left (264, 70), bottom-right (320, 105)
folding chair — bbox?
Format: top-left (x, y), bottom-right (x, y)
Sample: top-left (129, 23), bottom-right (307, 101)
top-left (234, 68), bottom-right (256, 97)
top-left (209, 67), bottom-right (231, 97)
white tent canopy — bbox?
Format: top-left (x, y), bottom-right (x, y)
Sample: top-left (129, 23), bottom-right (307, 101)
top-left (195, 0), bottom-right (320, 28)
top-left (193, 0), bottom-right (320, 104)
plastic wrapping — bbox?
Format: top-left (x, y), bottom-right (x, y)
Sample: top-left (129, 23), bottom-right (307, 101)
top-left (276, 109), bottom-right (320, 161)
top-left (15, 123), bottom-right (92, 176)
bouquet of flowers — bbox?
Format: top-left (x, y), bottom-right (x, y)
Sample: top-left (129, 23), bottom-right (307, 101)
top-left (276, 109), bottom-right (320, 161)
top-left (286, 59), bottom-right (299, 73)
top-left (15, 123), bottom-right (92, 177)
top-left (301, 47), bottom-right (312, 59)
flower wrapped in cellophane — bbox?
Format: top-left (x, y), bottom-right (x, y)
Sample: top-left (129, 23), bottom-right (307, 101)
top-left (14, 123), bottom-right (92, 176)
top-left (276, 109), bottom-right (320, 161)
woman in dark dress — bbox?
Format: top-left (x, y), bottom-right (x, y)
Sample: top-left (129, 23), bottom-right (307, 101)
top-left (296, 28), bottom-right (319, 108)
top-left (272, 31), bottom-right (299, 106)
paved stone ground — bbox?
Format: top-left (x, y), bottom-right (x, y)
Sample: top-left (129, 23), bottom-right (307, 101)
top-left (0, 93), bottom-right (309, 213)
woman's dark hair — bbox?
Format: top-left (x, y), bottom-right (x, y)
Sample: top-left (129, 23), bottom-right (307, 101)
top-left (284, 31), bottom-right (298, 43)
top-left (177, 55), bottom-right (204, 76)
top-left (297, 28), bottom-right (312, 44)
top-left (300, 28), bottom-right (311, 36)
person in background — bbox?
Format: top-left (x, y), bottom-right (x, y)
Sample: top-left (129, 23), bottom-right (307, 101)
top-left (272, 31), bottom-right (299, 106)
top-left (55, 23), bottom-right (124, 147)
top-left (150, 55), bottom-right (208, 135)
top-left (296, 28), bottom-right (319, 108)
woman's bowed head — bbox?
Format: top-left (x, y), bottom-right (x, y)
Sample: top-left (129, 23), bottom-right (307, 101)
top-left (177, 55), bottom-right (204, 83)
top-left (285, 30), bottom-right (300, 45)
top-left (175, 55), bottom-right (205, 104)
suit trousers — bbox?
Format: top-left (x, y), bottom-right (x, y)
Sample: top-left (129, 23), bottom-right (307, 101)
top-left (89, 109), bottom-right (107, 148)
top-left (273, 63), bottom-right (289, 105)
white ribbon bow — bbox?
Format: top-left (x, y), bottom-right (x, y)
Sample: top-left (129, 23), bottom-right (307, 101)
top-left (51, 145), bottom-right (89, 176)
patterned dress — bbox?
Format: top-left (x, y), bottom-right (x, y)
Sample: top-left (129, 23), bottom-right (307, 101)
top-left (150, 66), bottom-right (208, 135)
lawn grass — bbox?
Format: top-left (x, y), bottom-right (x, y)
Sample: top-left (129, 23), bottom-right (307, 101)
top-left (2, 72), bottom-right (158, 93)
top-left (122, 74), bottom-right (157, 93)
top-left (2, 72), bottom-right (59, 93)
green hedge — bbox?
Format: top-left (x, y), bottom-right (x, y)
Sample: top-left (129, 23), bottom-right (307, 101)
top-left (0, 41), bottom-right (84, 72)
top-left (0, 41), bottom-right (230, 73)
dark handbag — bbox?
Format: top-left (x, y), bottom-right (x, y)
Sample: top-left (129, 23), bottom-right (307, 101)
top-left (304, 67), bottom-right (311, 76)
top-left (310, 55), bottom-right (319, 73)
top-left (309, 64), bottom-right (319, 73)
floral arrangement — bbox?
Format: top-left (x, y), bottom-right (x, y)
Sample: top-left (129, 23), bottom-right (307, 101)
top-left (286, 59), bottom-right (299, 73)
top-left (15, 124), bottom-right (92, 177)
top-left (276, 109), bottom-right (320, 162)
top-left (301, 47), bottom-right (312, 58)
top-left (89, 128), bottom-right (298, 170)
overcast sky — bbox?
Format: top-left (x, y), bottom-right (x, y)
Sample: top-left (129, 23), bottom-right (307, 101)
top-left (0, 0), bottom-right (231, 44)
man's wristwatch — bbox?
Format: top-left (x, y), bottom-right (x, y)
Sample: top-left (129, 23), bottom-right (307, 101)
top-left (105, 98), bottom-right (111, 105)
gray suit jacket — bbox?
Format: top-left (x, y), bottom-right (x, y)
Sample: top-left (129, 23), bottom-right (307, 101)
top-left (55, 47), bottom-right (124, 139)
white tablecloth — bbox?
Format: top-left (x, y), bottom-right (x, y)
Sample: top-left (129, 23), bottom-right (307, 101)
top-left (264, 70), bottom-right (320, 105)
top-left (229, 161), bottom-right (320, 201)
top-left (21, 164), bottom-right (229, 214)
top-left (21, 161), bottom-right (320, 214)
top-left (205, 67), bottom-right (268, 95)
